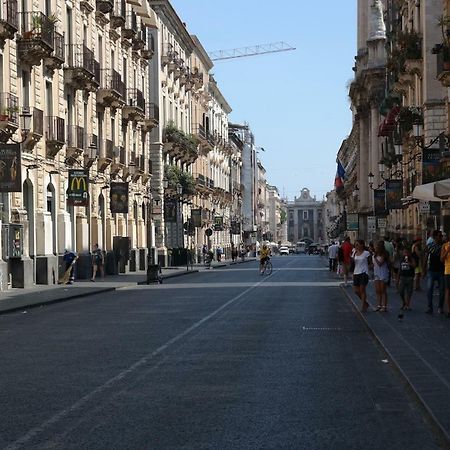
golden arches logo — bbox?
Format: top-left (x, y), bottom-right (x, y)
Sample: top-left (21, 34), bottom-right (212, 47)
top-left (70, 176), bottom-right (87, 191)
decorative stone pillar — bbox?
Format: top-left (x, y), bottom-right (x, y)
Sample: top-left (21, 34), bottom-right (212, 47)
top-left (0, 219), bottom-right (7, 291)
top-left (35, 210), bottom-right (58, 285)
top-left (75, 211), bottom-right (90, 279)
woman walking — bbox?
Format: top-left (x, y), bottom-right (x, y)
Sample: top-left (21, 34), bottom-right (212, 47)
top-left (352, 239), bottom-right (372, 312)
top-left (373, 241), bottom-right (390, 311)
top-left (398, 247), bottom-right (416, 310)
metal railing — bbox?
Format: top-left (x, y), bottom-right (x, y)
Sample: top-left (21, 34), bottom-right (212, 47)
top-left (0, 92), bottom-right (18, 124)
top-left (125, 88), bottom-right (145, 110)
top-left (45, 116), bottom-right (65, 143)
top-left (99, 68), bottom-right (125, 97)
top-left (18, 12), bottom-right (54, 48)
top-left (0, 0), bottom-right (18, 29)
top-left (146, 103), bottom-right (159, 122)
top-left (30, 107), bottom-right (44, 136)
top-left (65, 44), bottom-right (96, 75)
top-left (67, 125), bottom-right (86, 148)
top-left (52, 31), bottom-right (64, 60)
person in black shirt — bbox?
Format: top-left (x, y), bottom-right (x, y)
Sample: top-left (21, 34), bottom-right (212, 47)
top-left (425, 230), bottom-right (445, 314)
top-left (399, 247), bottom-right (416, 310)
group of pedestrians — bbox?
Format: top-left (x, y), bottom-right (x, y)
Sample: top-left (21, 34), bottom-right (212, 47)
top-left (330, 232), bottom-right (450, 316)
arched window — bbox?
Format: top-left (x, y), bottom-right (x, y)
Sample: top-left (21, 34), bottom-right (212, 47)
top-left (98, 193), bottom-right (105, 249)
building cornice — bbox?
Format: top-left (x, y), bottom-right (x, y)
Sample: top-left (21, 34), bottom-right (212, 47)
top-left (209, 75), bottom-right (232, 114)
top-left (148, 0), bottom-right (195, 53)
top-left (191, 35), bottom-right (214, 72)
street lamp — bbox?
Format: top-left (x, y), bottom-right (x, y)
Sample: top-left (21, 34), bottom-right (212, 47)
top-left (10, 108), bottom-right (32, 144)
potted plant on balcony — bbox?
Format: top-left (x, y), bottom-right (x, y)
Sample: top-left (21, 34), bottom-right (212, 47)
top-left (0, 105), bottom-right (18, 121)
top-left (433, 15), bottom-right (450, 71)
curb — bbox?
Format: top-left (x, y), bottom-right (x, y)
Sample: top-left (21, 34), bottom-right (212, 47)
top-left (0, 287), bottom-right (116, 315)
top-left (161, 269), bottom-right (199, 280)
top-left (340, 285), bottom-right (450, 447)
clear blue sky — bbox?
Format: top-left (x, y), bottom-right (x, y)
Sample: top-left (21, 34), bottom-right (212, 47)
top-left (171, 0), bottom-right (356, 201)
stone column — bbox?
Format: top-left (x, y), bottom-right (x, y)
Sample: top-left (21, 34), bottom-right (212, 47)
top-left (35, 210), bottom-right (58, 285)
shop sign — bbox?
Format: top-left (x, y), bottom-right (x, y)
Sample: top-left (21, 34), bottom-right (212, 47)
top-left (367, 216), bottom-right (376, 232)
top-left (214, 216), bottom-right (224, 231)
top-left (385, 179), bottom-right (403, 210)
top-left (0, 143), bottom-right (21, 192)
top-left (67, 169), bottom-right (89, 206)
top-left (164, 198), bottom-right (177, 223)
top-left (346, 213), bottom-right (359, 231)
top-left (373, 189), bottom-right (386, 216)
top-left (110, 182), bottom-right (129, 213)
top-left (190, 208), bottom-right (202, 228)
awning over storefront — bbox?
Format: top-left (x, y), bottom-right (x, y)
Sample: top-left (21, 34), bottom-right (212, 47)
top-left (411, 180), bottom-right (450, 202)
top-left (434, 179), bottom-right (450, 199)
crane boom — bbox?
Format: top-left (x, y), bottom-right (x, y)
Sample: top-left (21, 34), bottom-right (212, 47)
top-left (209, 42), bottom-right (296, 61)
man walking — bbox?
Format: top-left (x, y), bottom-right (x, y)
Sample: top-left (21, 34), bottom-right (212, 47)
top-left (341, 237), bottom-right (353, 285)
top-left (425, 230), bottom-right (445, 314)
top-left (328, 242), bottom-right (338, 272)
top-left (91, 244), bottom-right (105, 282)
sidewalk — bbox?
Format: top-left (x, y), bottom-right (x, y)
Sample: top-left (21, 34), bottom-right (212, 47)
top-left (341, 278), bottom-right (450, 445)
top-left (0, 257), bottom-right (256, 314)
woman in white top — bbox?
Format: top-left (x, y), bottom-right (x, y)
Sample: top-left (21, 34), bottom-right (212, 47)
top-left (352, 239), bottom-right (372, 312)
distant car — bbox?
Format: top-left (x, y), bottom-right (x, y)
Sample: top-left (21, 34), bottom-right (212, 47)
top-left (279, 246), bottom-right (289, 255)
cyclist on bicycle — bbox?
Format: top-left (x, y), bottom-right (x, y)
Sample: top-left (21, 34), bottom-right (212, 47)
top-left (259, 244), bottom-right (271, 274)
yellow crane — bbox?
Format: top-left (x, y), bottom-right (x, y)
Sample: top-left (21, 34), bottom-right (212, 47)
top-left (209, 42), bottom-right (296, 61)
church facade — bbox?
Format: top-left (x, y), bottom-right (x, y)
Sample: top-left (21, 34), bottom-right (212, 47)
top-left (286, 188), bottom-right (325, 244)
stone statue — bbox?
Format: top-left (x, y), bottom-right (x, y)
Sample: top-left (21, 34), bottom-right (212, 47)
top-left (368, 0), bottom-right (386, 41)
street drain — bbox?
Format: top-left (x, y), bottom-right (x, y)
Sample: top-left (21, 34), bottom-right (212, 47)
top-left (301, 326), bottom-right (343, 331)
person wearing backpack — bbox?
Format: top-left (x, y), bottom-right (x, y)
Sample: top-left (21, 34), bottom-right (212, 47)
top-left (91, 244), bottom-right (105, 281)
top-left (425, 230), bottom-right (445, 314)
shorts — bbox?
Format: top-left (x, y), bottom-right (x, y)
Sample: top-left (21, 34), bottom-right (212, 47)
top-left (374, 275), bottom-right (389, 283)
top-left (415, 266), bottom-right (422, 274)
top-left (260, 256), bottom-right (269, 264)
top-left (399, 276), bottom-right (414, 299)
top-left (353, 273), bottom-right (369, 287)
top-left (445, 274), bottom-right (450, 289)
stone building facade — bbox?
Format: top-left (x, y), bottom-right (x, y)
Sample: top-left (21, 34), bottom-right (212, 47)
top-left (286, 188), bottom-right (325, 244)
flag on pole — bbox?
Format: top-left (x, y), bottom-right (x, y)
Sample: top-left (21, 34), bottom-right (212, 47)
top-left (334, 159), bottom-right (346, 192)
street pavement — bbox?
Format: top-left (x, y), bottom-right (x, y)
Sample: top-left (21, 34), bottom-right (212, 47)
top-left (0, 255), bottom-right (447, 449)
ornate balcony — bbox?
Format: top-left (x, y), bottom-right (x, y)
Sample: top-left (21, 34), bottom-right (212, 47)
top-left (192, 124), bottom-right (213, 152)
top-left (16, 12), bottom-right (55, 66)
top-left (110, 0), bottom-right (125, 28)
top-left (44, 31), bottom-right (64, 71)
top-left (122, 88), bottom-right (145, 121)
top-left (436, 45), bottom-right (450, 87)
top-left (96, 0), bottom-right (113, 14)
top-left (23, 107), bottom-right (44, 152)
top-left (161, 43), bottom-right (173, 66)
top-left (122, 12), bottom-right (137, 40)
top-left (45, 116), bottom-right (65, 159)
top-left (110, 145), bottom-right (125, 175)
top-left (0, 0), bottom-right (18, 43)
top-left (98, 139), bottom-right (114, 172)
top-left (132, 27), bottom-right (145, 51)
top-left (66, 125), bottom-right (86, 162)
top-left (97, 69), bottom-right (125, 108)
top-left (140, 34), bottom-right (154, 60)
top-left (80, 0), bottom-right (95, 14)
top-left (140, 102), bottom-right (159, 132)
top-left (64, 44), bottom-right (100, 91)
top-left (0, 93), bottom-right (19, 143)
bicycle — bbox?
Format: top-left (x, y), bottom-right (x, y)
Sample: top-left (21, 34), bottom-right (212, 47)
top-left (260, 258), bottom-right (273, 275)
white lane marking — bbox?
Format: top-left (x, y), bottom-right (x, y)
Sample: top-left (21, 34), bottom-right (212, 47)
top-left (203, 268), bottom-right (329, 272)
top-left (128, 282), bottom-right (342, 289)
top-left (5, 278), bottom-right (269, 450)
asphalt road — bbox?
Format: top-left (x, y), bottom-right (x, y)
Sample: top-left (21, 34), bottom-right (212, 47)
top-left (0, 255), bottom-right (443, 449)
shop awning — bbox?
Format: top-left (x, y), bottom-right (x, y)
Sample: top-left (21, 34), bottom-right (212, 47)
top-left (412, 181), bottom-right (445, 202)
top-left (434, 179), bottom-right (450, 199)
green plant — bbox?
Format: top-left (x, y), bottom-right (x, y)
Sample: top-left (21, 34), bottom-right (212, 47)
top-left (397, 30), bottom-right (422, 60)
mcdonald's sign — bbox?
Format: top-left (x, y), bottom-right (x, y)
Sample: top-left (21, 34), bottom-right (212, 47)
top-left (67, 169), bottom-right (89, 206)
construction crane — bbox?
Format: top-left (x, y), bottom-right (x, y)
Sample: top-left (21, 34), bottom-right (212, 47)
top-left (209, 42), bottom-right (296, 61)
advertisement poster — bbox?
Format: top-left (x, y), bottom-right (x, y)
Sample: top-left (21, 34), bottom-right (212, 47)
top-left (422, 148), bottom-right (444, 184)
top-left (190, 208), bottom-right (202, 228)
top-left (214, 216), bottom-right (224, 231)
top-left (385, 179), bottom-right (403, 210)
top-left (231, 220), bottom-right (241, 235)
top-left (164, 198), bottom-right (177, 223)
top-left (67, 169), bottom-right (89, 206)
top-left (110, 182), bottom-right (129, 213)
top-left (346, 213), bottom-right (359, 232)
top-left (0, 143), bottom-right (21, 192)
top-left (373, 189), bottom-right (387, 216)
